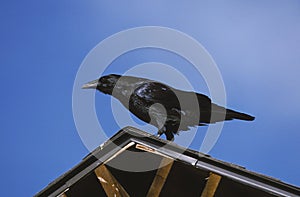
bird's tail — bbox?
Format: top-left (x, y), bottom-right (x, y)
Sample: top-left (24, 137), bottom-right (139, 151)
top-left (225, 109), bottom-right (255, 121)
top-left (210, 104), bottom-right (255, 122)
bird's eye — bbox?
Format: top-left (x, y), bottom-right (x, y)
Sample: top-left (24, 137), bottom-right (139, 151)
top-left (100, 77), bottom-right (107, 83)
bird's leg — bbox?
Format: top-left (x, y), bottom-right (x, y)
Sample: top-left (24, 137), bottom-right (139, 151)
top-left (156, 128), bottom-right (165, 137)
top-left (165, 131), bottom-right (174, 141)
top-left (156, 127), bottom-right (174, 141)
top-left (156, 126), bottom-right (166, 138)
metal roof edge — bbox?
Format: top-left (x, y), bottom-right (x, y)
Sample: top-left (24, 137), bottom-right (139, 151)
top-left (35, 126), bottom-right (300, 197)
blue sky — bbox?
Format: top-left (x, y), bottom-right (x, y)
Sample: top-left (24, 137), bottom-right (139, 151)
top-left (1, 1), bottom-right (300, 196)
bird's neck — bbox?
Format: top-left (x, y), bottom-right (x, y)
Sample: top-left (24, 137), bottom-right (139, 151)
top-left (108, 78), bottom-right (147, 107)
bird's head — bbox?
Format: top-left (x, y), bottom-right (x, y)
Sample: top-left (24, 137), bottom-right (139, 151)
top-left (82, 74), bottom-right (121, 95)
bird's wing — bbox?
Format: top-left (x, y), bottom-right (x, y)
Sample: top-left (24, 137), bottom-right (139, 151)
top-left (133, 82), bottom-right (230, 126)
top-left (172, 90), bottom-right (212, 112)
top-left (134, 82), bottom-right (181, 109)
top-left (171, 90), bottom-right (212, 124)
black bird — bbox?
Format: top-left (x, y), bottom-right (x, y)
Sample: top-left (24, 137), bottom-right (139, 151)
top-left (82, 74), bottom-right (255, 141)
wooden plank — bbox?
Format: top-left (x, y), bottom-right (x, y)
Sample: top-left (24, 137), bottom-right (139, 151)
top-left (135, 144), bottom-right (173, 159)
top-left (136, 144), bottom-right (155, 152)
top-left (57, 188), bottom-right (69, 197)
top-left (104, 142), bottom-right (135, 164)
top-left (94, 164), bottom-right (130, 197)
top-left (200, 172), bottom-right (222, 197)
top-left (146, 157), bottom-right (174, 197)
top-left (57, 193), bottom-right (67, 197)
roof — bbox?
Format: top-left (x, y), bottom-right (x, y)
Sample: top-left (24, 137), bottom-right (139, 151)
top-left (35, 126), bottom-right (300, 197)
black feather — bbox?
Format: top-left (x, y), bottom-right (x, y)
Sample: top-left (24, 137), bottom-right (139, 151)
top-left (83, 74), bottom-right (255, 141)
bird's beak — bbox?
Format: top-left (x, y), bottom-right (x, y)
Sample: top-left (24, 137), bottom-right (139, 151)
top-left (82, 79), bottom-right (98, 89)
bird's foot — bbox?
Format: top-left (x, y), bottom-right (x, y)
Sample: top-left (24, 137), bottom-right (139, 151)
top-left (148, 129), bottom-right (164, 139)
top-left (151, 134), bottom-right (162, 138)
top-left (156, 128), bottom-right (165, 138)
top-left (169, 137), bottom-right (175, 142)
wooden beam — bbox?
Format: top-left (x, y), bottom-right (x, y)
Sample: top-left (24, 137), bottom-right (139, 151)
top-left (200, 172), bottom-right (222, 197)
top-left (57, 188), bottom-right (69, 197)
top-left (94, 164), bottom-right (130, 197)
top-left (135, 144), bottom-right (173, 159)
top-left (57, 193), bottom-right (67, 197)
top-left (104, 142), bottom-right (135, 164)
top-left (146, 157), bottom-right (174, 197)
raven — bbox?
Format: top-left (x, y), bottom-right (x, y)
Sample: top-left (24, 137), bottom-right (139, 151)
top-left (82, 74), bottom-right (254, 141)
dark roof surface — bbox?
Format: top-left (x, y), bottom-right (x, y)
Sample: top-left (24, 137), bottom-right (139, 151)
top-left (35, 127), bottom-right (300, 197)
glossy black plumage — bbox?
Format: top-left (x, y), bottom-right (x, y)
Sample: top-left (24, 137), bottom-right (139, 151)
top-left (83, 74), bottom-right (255, 141)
